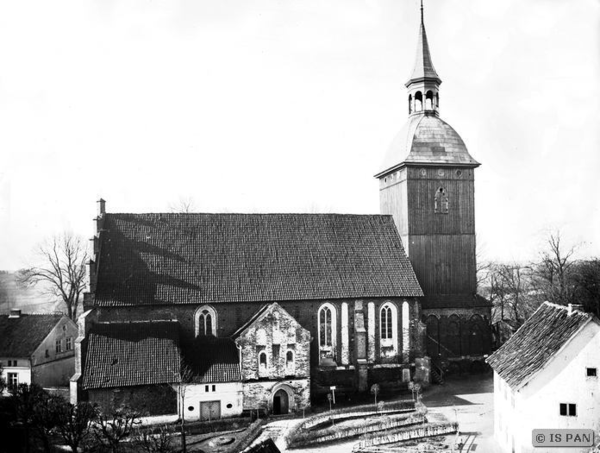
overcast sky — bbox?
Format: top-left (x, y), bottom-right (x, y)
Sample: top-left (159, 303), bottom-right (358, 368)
top-left (0, 0), bottom-right (599, 270)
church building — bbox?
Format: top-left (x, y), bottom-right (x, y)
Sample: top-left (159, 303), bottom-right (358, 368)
top-left (71, 3), bottom-right (491, 418)
top-left (375, 4), bottom-right (492, 371)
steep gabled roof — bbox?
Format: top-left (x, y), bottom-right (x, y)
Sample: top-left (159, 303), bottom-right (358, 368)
top-left (182, 337), bottom-right (240, 384)
top-left (0, 313), bottom-right (66, 357)
top-left (93, 213), bottom-right (423, 307)
top-left (486, 302), bottom-right (597, 389)
top-left (82, 321), bottom-right (181, 389)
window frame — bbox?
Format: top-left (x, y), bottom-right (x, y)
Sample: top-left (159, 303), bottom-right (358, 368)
top-left (559, 403), bottom-right (577, 417)
top-left (317, 303), bottom-right (337, 364)
top-left (587, 367), bottom-right (597, 377)
top-left (194, 305), bottom-right (217, 337)
top-left (7, 372), bottom-right (18, 388)
top-left (55, 339), bottom-right (63, 354)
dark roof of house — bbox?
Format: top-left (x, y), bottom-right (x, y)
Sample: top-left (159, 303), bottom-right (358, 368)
top-left (0, 313), bottom-right (65, 357)
top-left (183, 337), bottom-right (240, 384)
top-left (486, 302), bottom-right (596, 389)
top-left (82, 321), bottom-right (181, 389)
top-left (93, 213), bottom-right (423, 307)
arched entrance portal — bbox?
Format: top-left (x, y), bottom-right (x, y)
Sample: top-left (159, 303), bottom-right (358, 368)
top-left (273, 389), bottom-right (289, 415)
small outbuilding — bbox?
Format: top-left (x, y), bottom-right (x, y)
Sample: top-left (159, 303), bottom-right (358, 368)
top-left (487, 302), bottom-right (600, 453)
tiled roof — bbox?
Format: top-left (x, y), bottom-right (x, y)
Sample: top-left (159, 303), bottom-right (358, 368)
top-left (182, 337), bottom-right (240, 384)
top-left (82, 321), bottom-right (181, 389)
top-left (486, 303), bottom-right (596, 389)
top-left (377, 115), bottom-right (479, 176)
top-left (0, 313), bottom-right (65, 357)
top-left (94, 213), bottom-right (423, 307)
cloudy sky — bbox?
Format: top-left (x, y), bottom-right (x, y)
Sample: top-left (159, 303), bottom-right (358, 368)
top-left (0, 0), bottom-right (599, 270)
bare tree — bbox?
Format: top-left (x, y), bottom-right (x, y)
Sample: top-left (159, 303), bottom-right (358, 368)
top-left (17, 233), bottom-right (88, 321)
top-left (168, 196), bottom-right (197, 213)
top-left (178, 362), bottom-right (195, 453)
top-left (533, 231), bottom-right (578, 306)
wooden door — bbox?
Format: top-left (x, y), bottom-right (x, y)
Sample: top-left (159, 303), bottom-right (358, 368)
top-left (200, 401), bottom-right (220, 421)
top-left (273, 389), bottom-right (289, 415)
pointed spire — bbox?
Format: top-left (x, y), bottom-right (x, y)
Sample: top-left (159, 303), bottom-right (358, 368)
top-left (407, 0), bottom-right (441, 85)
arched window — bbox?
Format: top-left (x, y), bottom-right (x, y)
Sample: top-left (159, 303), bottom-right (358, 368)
top-left (425, 90), bottom-right (434, 110)
top-left (379, 302), bottom-right (398, 359)
top-left (408, 94), bottom-right (413, 114)
top-left (318, 303), bottom-right (337, 364)
top-left (434, 187), bottom-right (449, 214)
top-left (415, 91), bottom-right (423, 111)
top-left (194, 305), bottom-right (217, 337)
top-left (259, 351), bottom-right (268, 374)
top-left (381, 306), bottom-right (392, 339)
top-left (447, 315), bottom-right (461, 357)
top-left (285, 350), bottom-right (295, 375)
top-left (435, 93), bottom-right (439, 108)
top-left (426, 315), bottom-right (440, 357)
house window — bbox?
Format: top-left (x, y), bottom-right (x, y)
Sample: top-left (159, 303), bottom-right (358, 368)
top-left (587, 368), bottom-right (597, 377)
top-left (45, 350), bottom-right (49, 358)
top-left (286, 350), bottom-right (295, 375)
top-left (559, 403), bottom-right (577, 417)
top-left (194, 305), bottom-right (217, 337)
top-left (259, 352), bottom-right (267, 372)
top-left (56, 340), bottom-right (62, 353)
top-left (212, 385), bottom-right (216, 392)
top-left (7, 373), bottom-right (18, 388)
top-left (318, 303), bottom-right (337, 364)
top-left (66, 337), bottom-right (73, 351)
top-left (434, 187), bottom-right (449, 214)
top-left (205, 385), bottom-right (209, 392)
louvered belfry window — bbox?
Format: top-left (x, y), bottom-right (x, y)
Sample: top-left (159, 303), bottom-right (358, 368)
top-left (320, 306), bottom-right (332, 346)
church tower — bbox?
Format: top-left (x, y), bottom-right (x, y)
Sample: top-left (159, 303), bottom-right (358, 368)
top-left (375, 3), bottom-right (491, 368)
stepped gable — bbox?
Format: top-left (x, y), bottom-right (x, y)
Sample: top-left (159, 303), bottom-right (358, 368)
top-left (93, 213), bottom-right (423, 307)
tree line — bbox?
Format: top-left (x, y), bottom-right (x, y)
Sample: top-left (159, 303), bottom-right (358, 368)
top-left (479, 232), bottom-right (600, 342)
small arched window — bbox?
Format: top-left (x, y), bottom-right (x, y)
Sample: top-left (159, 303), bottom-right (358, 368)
top-left (425, 90), bottom-right (434, 110)
top-left (259, 352), bottom-right (267, 371)
top-left (435, 93), bottom-right (440, 108)
top-left (195, 305), bottom-right (217, 337)
top-left (408, 94), bottom-right (413, 114)
top-left (415, 91), bottom-right (423, 111)
top-left (434, 187), bottom-right (449, 214)
top-left (285, 350), bottom-right (295, 375)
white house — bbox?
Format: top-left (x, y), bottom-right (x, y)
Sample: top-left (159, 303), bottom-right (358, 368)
top-left (1, 309), bottom-right (77, 393)
top-left (487, 302), bottom-right (600, 453)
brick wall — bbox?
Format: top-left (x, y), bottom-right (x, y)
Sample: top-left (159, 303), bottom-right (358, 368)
top-left (89, 384), bottom-right (177, 416)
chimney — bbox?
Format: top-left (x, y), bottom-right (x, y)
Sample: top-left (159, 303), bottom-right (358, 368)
top-left (97, 198), bottom-right (106, 217)
top-left (567, 304), bottom-right (584, 316)
top-left (9, 309), bottom-right (21, 318)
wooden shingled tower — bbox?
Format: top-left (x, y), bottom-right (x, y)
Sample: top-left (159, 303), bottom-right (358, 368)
top-left (375, 2), bottom-right (491, 370)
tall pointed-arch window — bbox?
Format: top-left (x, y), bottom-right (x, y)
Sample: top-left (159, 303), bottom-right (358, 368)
top-left (194, 305), bottom-right (217, 337)
top-left (286, 350), bottom-right (295, 375)
top-left (379, 302), bottom-right (398, 359)
top-left (408, 94), bottom-right (413, 114)
top-left (381, 306), bottom-right (392, 339)
top-left (434, 187), bottom-right (449, 214)
top-left (318, 303), bottom-right (337, 364)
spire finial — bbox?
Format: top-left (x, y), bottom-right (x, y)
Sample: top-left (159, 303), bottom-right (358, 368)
top-left (421, 0), bottom-right (424, 24)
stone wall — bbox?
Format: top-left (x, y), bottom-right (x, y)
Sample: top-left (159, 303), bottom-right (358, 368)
top-left (242, 379), bottom-right (310, 413)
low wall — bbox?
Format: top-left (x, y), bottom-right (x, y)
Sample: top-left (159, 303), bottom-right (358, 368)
top-left (353, 422), bottom-right (458, 451)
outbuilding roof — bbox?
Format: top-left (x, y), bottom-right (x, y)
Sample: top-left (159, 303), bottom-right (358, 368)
top-left (82, 321), bottom-right (181, 389)
top-left (93, 213), bottom-right (423, 307)
top-left (182, 337), bottom-right (240, 384)
top-left (0, 313), bottom-right (66, 357)
top-left (486, 302), bottom-right (597, 389)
